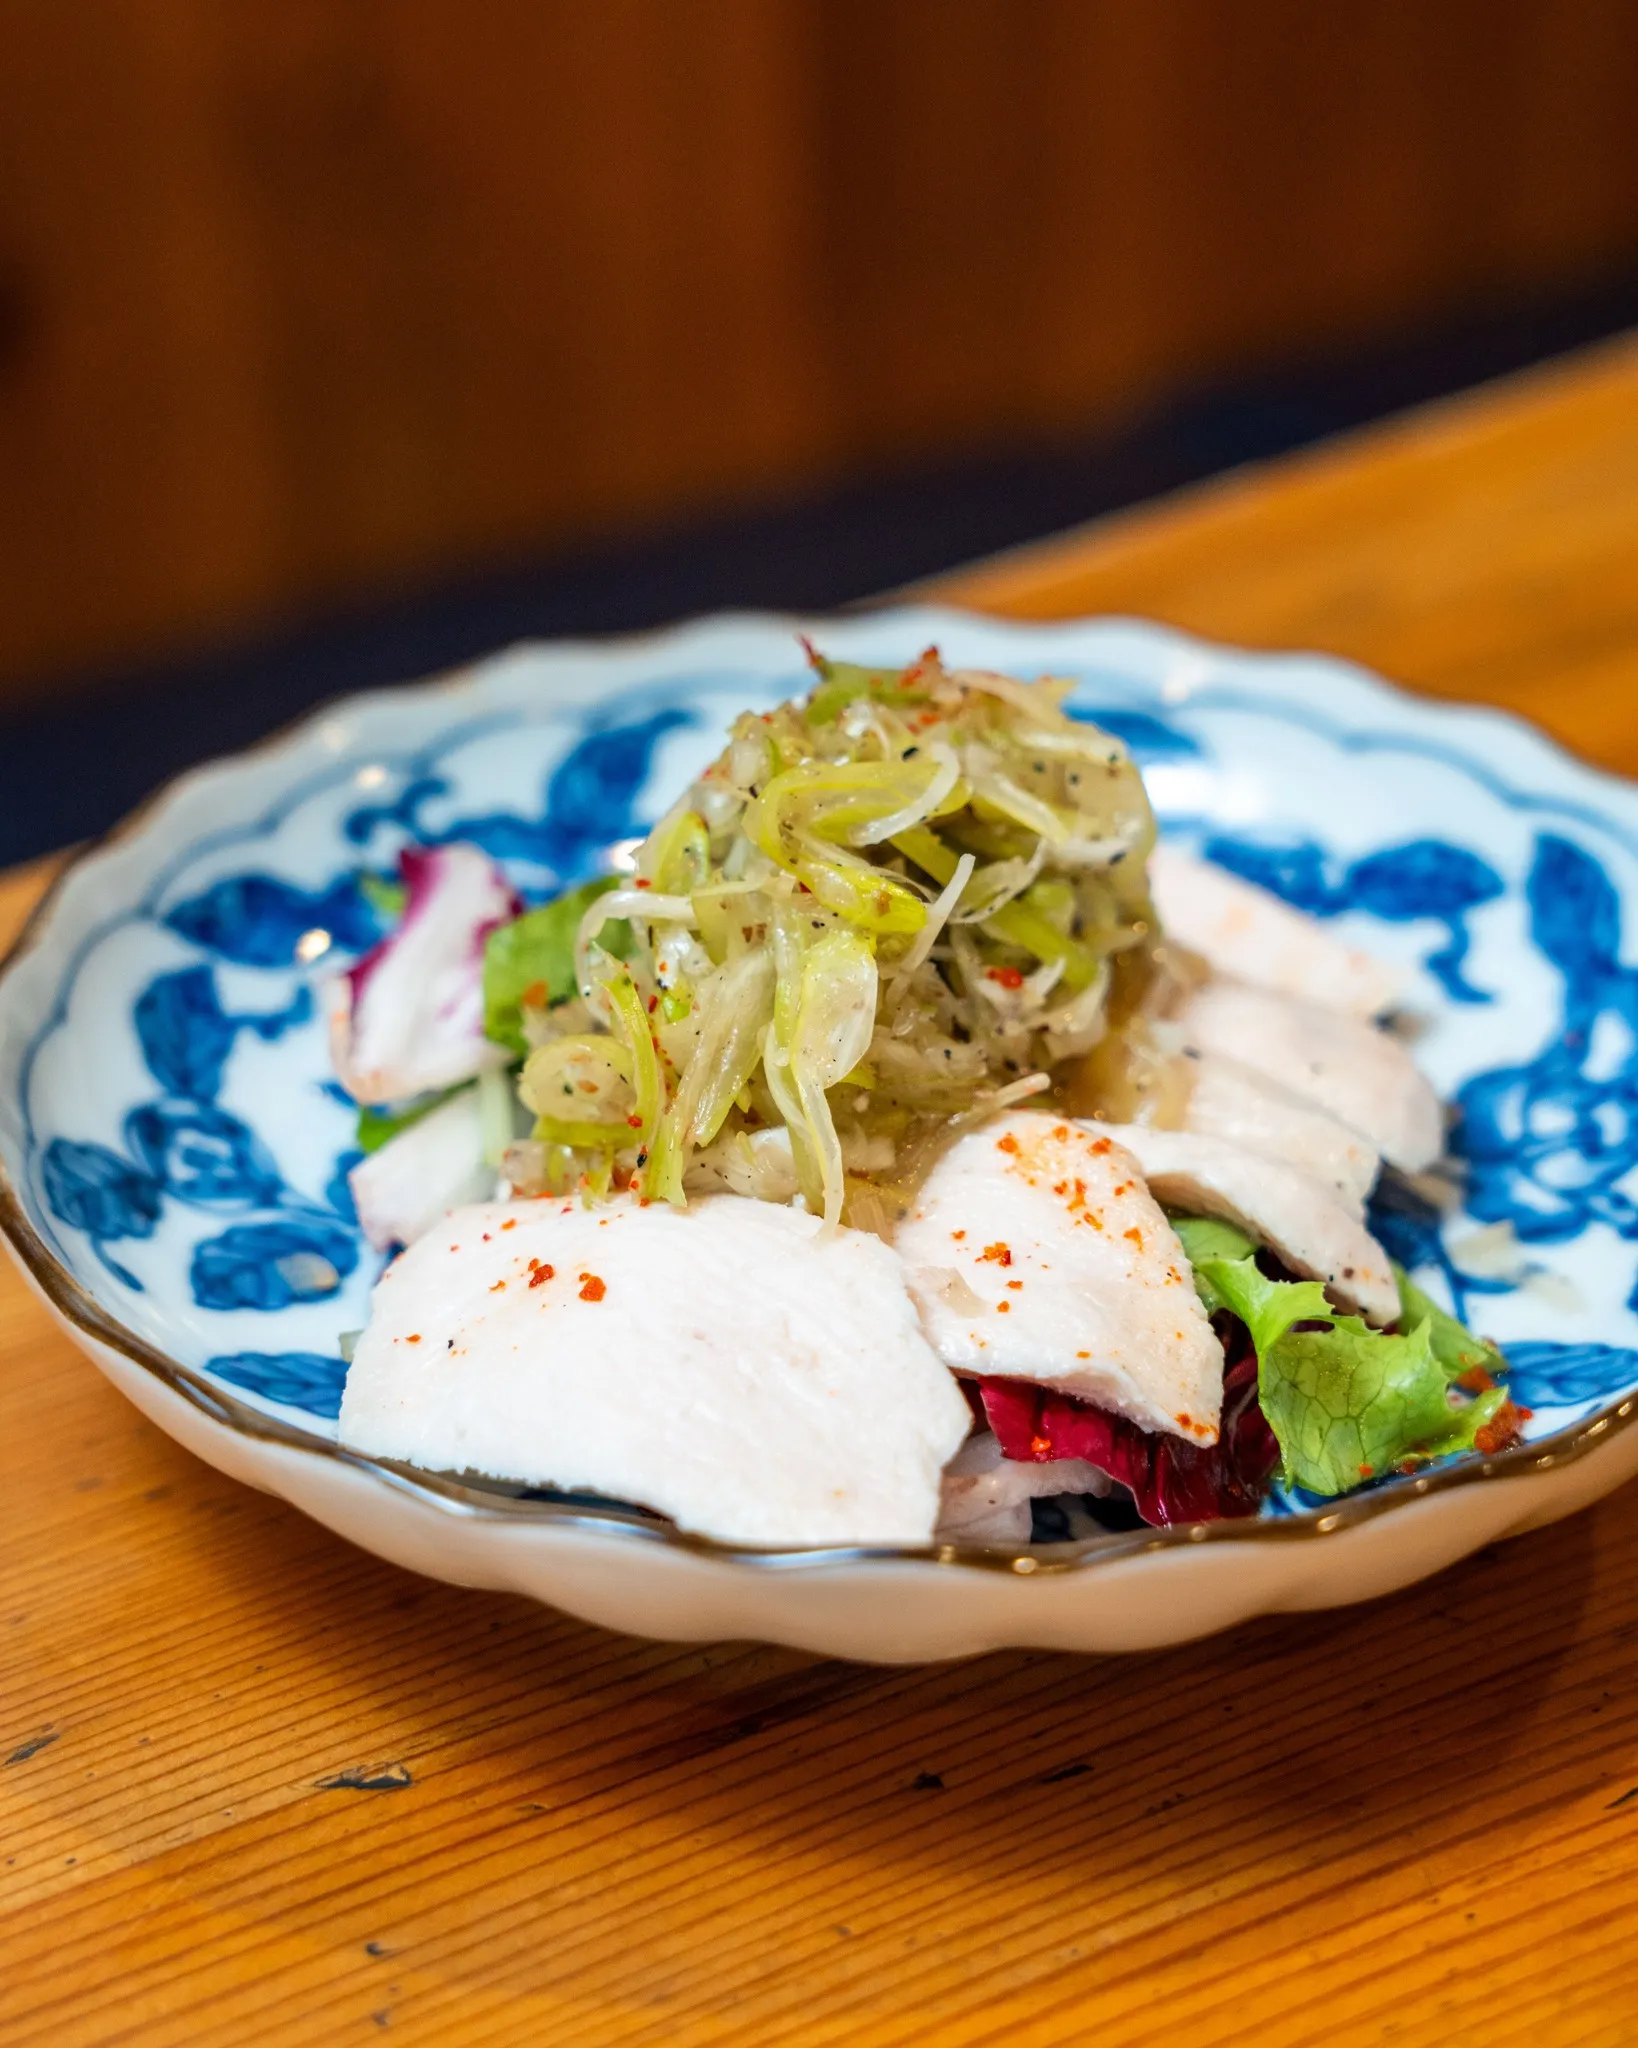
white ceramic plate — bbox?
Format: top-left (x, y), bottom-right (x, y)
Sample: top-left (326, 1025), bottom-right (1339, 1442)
top-left (5, 608), bottom-right (1637, 1661)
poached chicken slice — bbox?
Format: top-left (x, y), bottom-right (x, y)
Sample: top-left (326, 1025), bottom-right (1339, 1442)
top-left (338, 1193), bottom-right (969, 1547)
top-left (1179, 1049), bottom-right (1379, 1216)
top-left (1175, 978), bottom-right (1442, 1172)
top-left (1150, 844), bottom-right (1402, 1018)
top-left (1080, 1121), bottom-right (1400, 1326)
top-left (935, 1430), bottom-right (1108, 1546)
top-left (895, 1111), bottom-right (1225, 1445)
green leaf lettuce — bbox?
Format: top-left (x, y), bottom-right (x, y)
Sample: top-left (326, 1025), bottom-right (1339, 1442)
top-left (354, 1086), bottom-right (461, 1155)
top-left (482, 877), bottom-right (630, 1058)
top-left (1170, 1215), bottom-right (1510, 1497)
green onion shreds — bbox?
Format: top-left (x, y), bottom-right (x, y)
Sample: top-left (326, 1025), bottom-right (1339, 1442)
top-left (492, 642), bottom-right (1160, 1226)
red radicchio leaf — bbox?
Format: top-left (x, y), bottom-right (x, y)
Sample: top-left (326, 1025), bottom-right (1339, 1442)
top-left (347, 845), bottom-right (522, 1007)
top-left (978, 1315), bottom-right (1279, 1527)
top-left (333, 843), bottom-right (523, 1104)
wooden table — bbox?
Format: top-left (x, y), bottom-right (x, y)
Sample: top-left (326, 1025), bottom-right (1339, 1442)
top-left (6, 335), bottom-right (1638, 2048)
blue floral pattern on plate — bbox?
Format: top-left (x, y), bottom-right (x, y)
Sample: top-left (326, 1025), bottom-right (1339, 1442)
top-left (1199, 834), bottom-right (1505, 1004)
top-left (8, 612), bottom-right (1638, 1508)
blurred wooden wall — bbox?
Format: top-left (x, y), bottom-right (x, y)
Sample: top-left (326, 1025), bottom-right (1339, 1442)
top-left (2, 0), bottom-right (1638, 700)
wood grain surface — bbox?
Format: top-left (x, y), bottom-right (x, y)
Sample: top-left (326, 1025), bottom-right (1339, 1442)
top-left (4, 1), bottom-right (1638, 696)
top-left (7, 339), bottom-right (1638, 2046)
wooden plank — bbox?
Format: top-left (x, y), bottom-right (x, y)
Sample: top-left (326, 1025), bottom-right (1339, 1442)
top-left (7, 344), bottom-right (1638, 2042)
top-left (939, 331), bottom-right (1638, 772)
top-left (2, 3), bottom-right (1638, 693)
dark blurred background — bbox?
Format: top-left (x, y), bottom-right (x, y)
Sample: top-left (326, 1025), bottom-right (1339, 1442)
top-left (4, 1), bottom-right (1638, 859)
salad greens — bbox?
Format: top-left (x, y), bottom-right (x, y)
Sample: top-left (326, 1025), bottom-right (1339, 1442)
top-left (1170, 1215), bottom-right (1513, 1496)
top-left (486, 645), bottom-right (1166, 1225)
top-left (354, 1088), bottom-right (460, 1155)
top-left (482, 877), bottom-right (628, 1059)
top-left (357, 870), bottom-right (408, 924)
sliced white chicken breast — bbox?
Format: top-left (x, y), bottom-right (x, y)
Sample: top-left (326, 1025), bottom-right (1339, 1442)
top-left (1080, 1121), bottom-right (1399, 1326)
top-left (895, 1111), bottom-right (1225, 1445)
top-left (1179, 1049), bottom-right (1379, 1216)
top-left (348, 1088), bottom-right (493, 1252)
top-left (1150, 843), bottom-right (1402, 1019)
top-left (1176, 979), bottom-right (1442, 1172)
top-left (684, 1124), bottom-right (801, 1204)
top-left (339, 1193), bottom-right (969, 1547)
top-left (935, 1430), bottom-right (1109, 1546)
top-left (683, 1122), bottom-right (890, 1203)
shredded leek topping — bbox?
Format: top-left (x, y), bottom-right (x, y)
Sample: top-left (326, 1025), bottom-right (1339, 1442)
top-left (490, 643), bottom-right (1171, 1227)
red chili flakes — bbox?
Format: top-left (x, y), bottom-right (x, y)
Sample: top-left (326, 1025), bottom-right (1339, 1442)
top-left (501, 1218), bottom-right (517, 1231)
top-left (1029, 1433), bottom-right (1053, 1459)
top-left (578, 1273), bottom-right (606, 1303)
top-left (1112, 1181), bottom-right (1134, 1197)
top-left (1124, 1227), bottom-right (1144, 1249)
top-left (996, 1133), bottom-right (1021, 1156)
top-left (996, 1300), bottom-right (1011, 1314)
top-left (1456, 1365), bottom-right (1497, 1394)
top-left (482, 1233), bottom-right (492, 1242)
top-left (1089, 1137), bottom-right (1112, 1155)
top-left (626, 1113), bottom-right (644, 1129)
top-left (527, 1260), bottom-right (554, 1289)
top-left (406, 1334), bottom-right (422, 1345)
top-left (648, 995), bottom-right (659, 1013)
top-left (1052, 1124), bottom-right (1069, 1141)
top-left (522, 980), bottom-right (547, 1009)
top-left (1075, 1349), bottom-right (1091, 1360)
top-left (950, 1228), bottom-right (967, 1241)
top-left (985, 965), bottom-right (1025, 989)
top-left (979, 1242), bottom-right (1013, 1266)
top-left (490, 1279), bottom-right (507, 1293)
top-left (1475, 1400), bottom-right (1528, 1454)
top-left (633, 877), bottom-right (652, 889)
